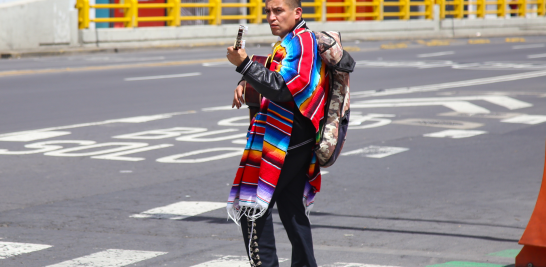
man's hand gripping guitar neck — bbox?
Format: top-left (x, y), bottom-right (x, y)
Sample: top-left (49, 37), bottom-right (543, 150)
top-left (227, 46), bottom-right (249, 109)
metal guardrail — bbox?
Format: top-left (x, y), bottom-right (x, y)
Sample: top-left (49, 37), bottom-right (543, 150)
top-left (76, 0), bottom-right (545, 29)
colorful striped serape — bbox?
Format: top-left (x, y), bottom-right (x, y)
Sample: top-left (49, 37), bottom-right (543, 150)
top-left (227, 24), bottom-right (329, 223)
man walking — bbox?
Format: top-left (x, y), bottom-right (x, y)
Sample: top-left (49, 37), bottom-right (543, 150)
top-left (226, 0), bottom-right (329, 265)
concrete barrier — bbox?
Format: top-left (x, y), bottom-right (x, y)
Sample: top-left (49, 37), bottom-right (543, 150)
top-left (1, 0), bottom-right (545, 53)
top-left (0, 0), bottom-right (78, 51)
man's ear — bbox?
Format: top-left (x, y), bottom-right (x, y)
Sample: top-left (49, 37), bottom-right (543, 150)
top-left (294, 7), bottom-right (303, 20)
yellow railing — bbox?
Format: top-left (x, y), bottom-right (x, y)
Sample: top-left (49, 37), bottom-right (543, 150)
top-left (76, 0), bottom-right (546, 29)
top-left (438, 0), bottom-right (545, 18)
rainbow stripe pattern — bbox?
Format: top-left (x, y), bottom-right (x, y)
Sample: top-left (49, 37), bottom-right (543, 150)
top-left (227, 23), bottom-right (328, 223)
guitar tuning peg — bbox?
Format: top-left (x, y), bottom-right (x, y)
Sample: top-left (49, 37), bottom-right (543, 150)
top-left (241, 40), bottom-right (246, 49)
top-left (242, 25), bottom-right (249, 34)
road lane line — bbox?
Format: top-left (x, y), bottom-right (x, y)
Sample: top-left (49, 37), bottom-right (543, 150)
top-left (0, 58), bottom-right (225, 78)
top-left (417, 51), bottom-right (455, 58)
top-left (512, 44), bottom-right (545, 49)
top-left (351, 69), bottom-right (546, 98)
top-left (423, 130), bottom-right (487, 138)
top-left (0, 241), bottom-right (52, 259)
top-left (124, 72), bottom-right (201, 81)
top-left (341, 146), bottom-right (409, 158)
top-left (46, 249), bottom-right (167, 267)
top-left (130, 201), bottom-right (225, 220)
top-left (528, 53), bottom-right (546, 59)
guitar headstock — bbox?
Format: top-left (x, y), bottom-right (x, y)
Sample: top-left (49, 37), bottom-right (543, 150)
top-left (234, 25), bottom-right (248, 50)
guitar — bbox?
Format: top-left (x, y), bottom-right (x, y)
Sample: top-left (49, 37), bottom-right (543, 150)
top-left (233, 25), bottom-right (270, 121)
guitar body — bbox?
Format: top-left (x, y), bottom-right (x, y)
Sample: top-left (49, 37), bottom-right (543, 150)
top-left (244, 55), bottom-right (270, 121)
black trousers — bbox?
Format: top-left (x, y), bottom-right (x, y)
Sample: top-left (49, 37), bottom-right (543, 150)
top-left (240, 142), bottom-right (317, 267)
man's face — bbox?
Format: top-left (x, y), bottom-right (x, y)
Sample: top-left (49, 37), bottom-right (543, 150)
top-left (265, 0), bottom-right (302, 38)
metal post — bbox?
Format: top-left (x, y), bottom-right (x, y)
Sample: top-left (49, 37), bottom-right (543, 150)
top-left (456, 0), bottom-right (464, 18)
top-left (518, 0), bottom-right (527, 17)
top-left (477, 0), bottom-right (485, 17)
top-left (377, 0), bottom-right (384, 20)
top-left (322, 0), bottom-right (327, 22)
top-left (401, 0), bottom-right (410, 19)
top-left (539, 0), bottom-right (545, 16)
top-left (497, 0), bottom-right (506, 17)
top-left (168, 0), bottom-right (181, 26)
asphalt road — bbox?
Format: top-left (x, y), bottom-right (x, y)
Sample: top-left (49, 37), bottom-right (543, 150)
top-left (1, 35), bottom-right (546, 267)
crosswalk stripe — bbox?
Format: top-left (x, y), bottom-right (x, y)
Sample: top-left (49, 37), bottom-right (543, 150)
top-left (45, 249), bottom-right (167, 267)
top-left (130, 201), bottom-right (225, 220)
top-left (190, 256), bottom-right (289, 267)
top-left (190, 255), bottom-right (250, 267)
top-left (322, 263), bottom-right (401, 267)
top-left (501, 114), bottom-right (546, 125)
top-left (0, 241), bottom-right (52, 259)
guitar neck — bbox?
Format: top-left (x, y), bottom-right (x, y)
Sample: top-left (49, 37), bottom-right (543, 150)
top-left (234, 25), bottom-right (245, 50)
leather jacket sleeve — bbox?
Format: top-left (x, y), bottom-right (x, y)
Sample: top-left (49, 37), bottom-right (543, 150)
top-left (236, 57), bottom-right (293, 103)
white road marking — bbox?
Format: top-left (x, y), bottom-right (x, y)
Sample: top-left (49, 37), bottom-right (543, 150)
top-left (190, 255), bottom-right (250, 267)
top-left (417, 51), bottom-right (455, 58)
top-left (322, 263), bottom-right (400, 267)
top-left (176, 129), bottom-right (247, 142)
top-left (321, 171), bottom-right (329, 175)
top-left (356, 60), bottom-right (453, 69)
top-left (423, 129), bottom-right (487, 138)
top-left (0, 131), bottom-right (70, 142)
top-left (0, 112), bottom-right (193, 139)
top-left (394, 118), bottom-right (483, 129)
top-left (0, 241), bottom-right (52, 259)
top-left (202, 61), bottom-right (232, 67)
top-left (353, 101), bottom-right (489, 114)
top-left (231, 139), bottom-right (248, 145)
top-left (501, 115), bottom-right (546, 125)
top-left (350, 69), bottom-right (546, 99)
top-left (84, 56), bottom-right (165, 62)
top-left (92, 144), bottom-right (173, 161)
top-left (218, 116), bottom-right (250, 126)
top-left (528, 53), bottom-right (546, 59)
top-left (131, 201), bottom-right (225, 220)
top-left (349, 113), bottom-right (395, 129)
top-left (341, 146), bottom-right (409, 158)
top-left (113, 127), bottom-right (207, 140)
top-left (438, 111), bottom-right (521, 119)
top-left (46, 249), bottom-right (167, 267)
top-left (124, 72), bottom-right (201, 81)
top-left (512, 44), bottom-right (545, 49)
top-left (202, 105), bottom-right (235, 112)
top-left (156, 147), bottom-right (243, 163)
top-left (44, 142), bottom-right (149, 157)
top-left (352, 95), bottom-right (532, 114)
top-left (190, 255), bottom-right (288, 267)
top-left (0, 140), bottom-right (96, 155)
